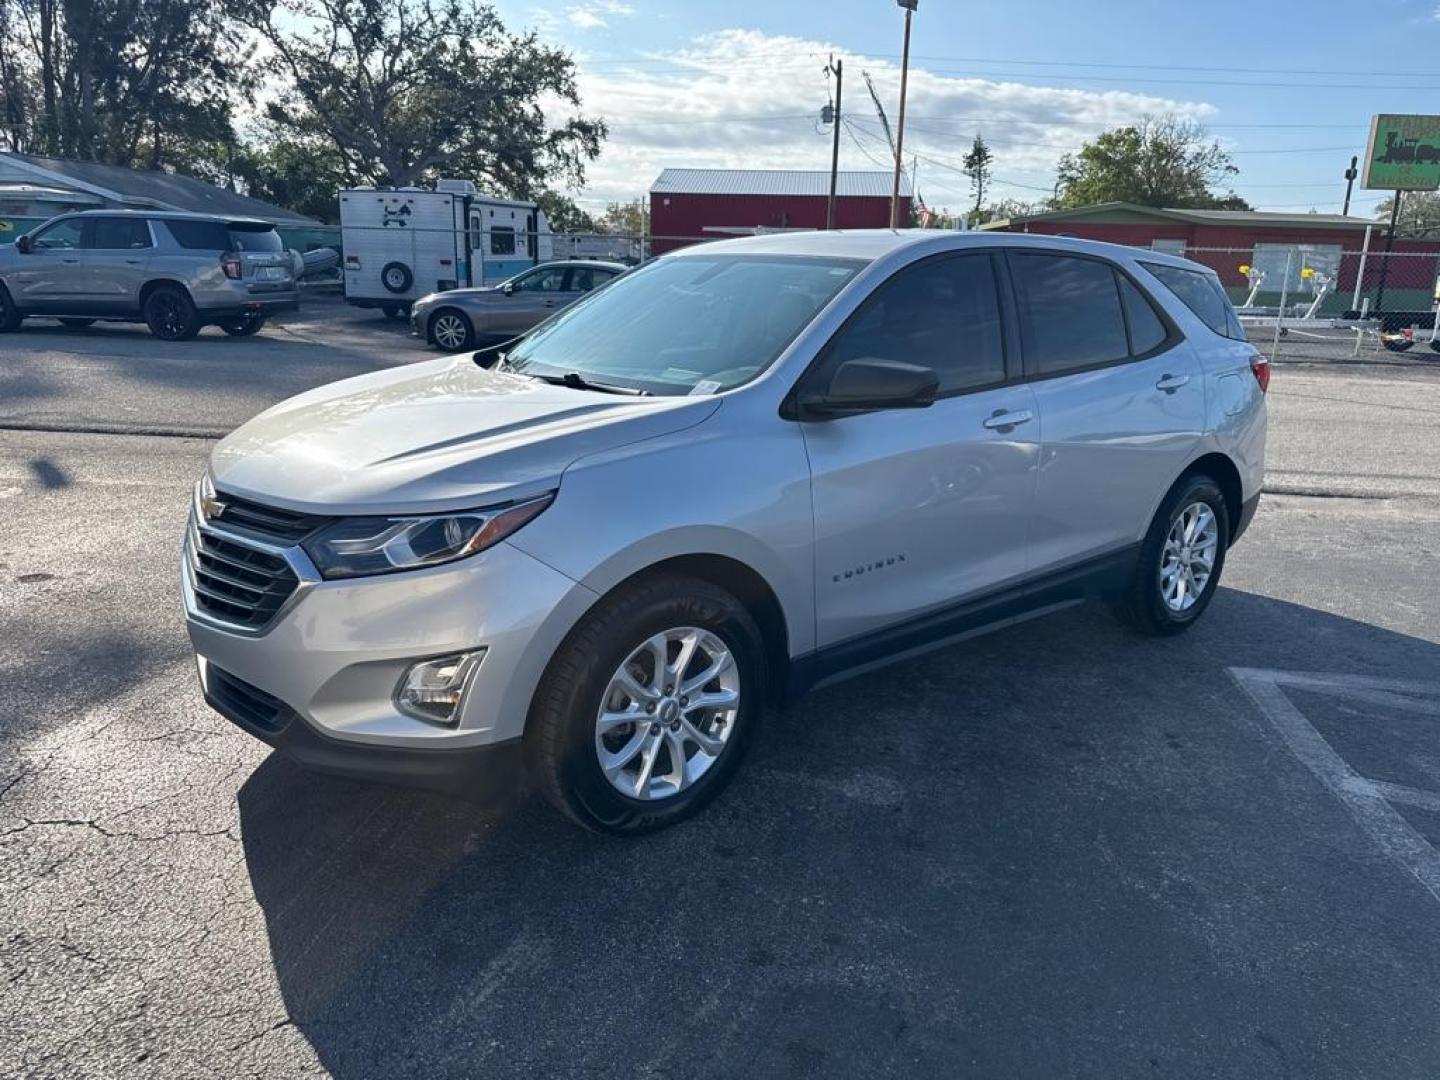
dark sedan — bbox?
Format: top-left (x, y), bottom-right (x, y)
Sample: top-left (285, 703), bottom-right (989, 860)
top-left (410, 259), bottom-right (628, 351)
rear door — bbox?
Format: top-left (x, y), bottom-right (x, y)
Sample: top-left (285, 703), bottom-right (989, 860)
top-left (85, 217), bottom-right (153, 312)
top-left (801, 251), bottom-right (1041, 647)
top-left (1006, 250), bottom-right (1205, 572)
top-left (8, 217), bottom-right (87, 311)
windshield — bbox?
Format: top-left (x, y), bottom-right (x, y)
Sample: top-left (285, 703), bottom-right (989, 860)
top-left (502, 254), bottom-right (864, 396)
top-left (229, 226), bottom-right (283, 253)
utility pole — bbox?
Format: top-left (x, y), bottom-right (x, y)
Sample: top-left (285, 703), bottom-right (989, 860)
top-left (1374, 190), bottom-right (1404, 316)
top-left (890, 0), bottom-right (918, 229)
top-left (1342, 155), bottom-right (1359, 216)
top-left (825, 56), bottom-right (844, 230)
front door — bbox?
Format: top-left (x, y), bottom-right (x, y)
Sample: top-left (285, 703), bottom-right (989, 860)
top-left (497, 264), bottom-right (570, 334)
top-left (800, 252), bottom-right (1040, 648)
top-left (9, 217), bottom-right (87, 312)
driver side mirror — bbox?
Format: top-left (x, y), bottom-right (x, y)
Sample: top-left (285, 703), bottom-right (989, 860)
top-left (15, 234), bottom-right (31, 254)
top-left (501, 283), bottom-right (513, 296)
top-left (791, 358), bottom-right (939, 420)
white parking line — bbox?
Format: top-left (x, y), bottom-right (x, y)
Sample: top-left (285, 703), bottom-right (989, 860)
top-left (1230, 667), bottom-right (1440, 905)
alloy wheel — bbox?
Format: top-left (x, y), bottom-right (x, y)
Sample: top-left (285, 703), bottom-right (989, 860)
top-left (1159, 501), bottom-right (1219, 612)
top-left (152, 295), bottom-right (184, 338)
top-left (432, 313), bottom-right (469, 350)
top-left (594, 627), bottom-right (740, 801)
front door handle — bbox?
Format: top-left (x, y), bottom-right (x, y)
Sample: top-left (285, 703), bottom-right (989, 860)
top-left (542, 299), bottom-right (557, 307)
top-left (61, 257), bottom-right (80, 264)
top-left (1155, 373), bottom-right (1191, 393)
top-left (983, 408), bottom-right (1034, 431)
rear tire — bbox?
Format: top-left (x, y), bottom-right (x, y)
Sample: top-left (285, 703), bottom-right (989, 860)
top-left (58, 317), bottom-right (95, 329)
top-left (525, 574), bottom-right (767, 835)
top-left (143, 285), bottom-right (201, 341)
top-left (219, 314), bottom-right (266, 337)
top-left (1111, 474), bottom-right (1230, 636)
top-left (0, 287), bottom-right (22, 332)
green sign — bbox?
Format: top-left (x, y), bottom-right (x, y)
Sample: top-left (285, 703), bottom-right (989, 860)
top-left (1363, 114), bottom-right (1440, 191)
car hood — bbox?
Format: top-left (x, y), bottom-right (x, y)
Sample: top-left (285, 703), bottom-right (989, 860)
top-left (209, 356), bottom-right (720, 515)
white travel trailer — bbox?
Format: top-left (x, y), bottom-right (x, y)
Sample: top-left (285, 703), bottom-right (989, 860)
top-left (339, 180), bottom-right (552, 315)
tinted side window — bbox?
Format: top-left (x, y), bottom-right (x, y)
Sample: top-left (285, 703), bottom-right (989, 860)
top-left (90, 218), bottom-right (151, 250)
top-left (513, 267), bottom-right (567, 292)
top-left (31, 218), bottom-right (85, 250)
top-left (1144, 262), bottom-right (1236, 338)
top-left (1118, 276), bottom-right (1169, 355)
top-left (824, 253), bottom-right (1006, 395)
top-left (1010, 253), bottom-right (1129, 375)
top-left (165, 220), bottom-right (230, 250)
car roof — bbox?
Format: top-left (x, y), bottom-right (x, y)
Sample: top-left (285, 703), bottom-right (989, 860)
top-left (56, 209), bottom-right (276, 228)
top-left (662, 228), bottom-right (1216, 273)
top-left (536, 259), bottom-right (628, 270)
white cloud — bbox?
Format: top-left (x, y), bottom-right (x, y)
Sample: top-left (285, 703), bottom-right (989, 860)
top-left (557, 30), bottom-right (1217, 211)
top-left (565, 2), bottom-right (635, 29)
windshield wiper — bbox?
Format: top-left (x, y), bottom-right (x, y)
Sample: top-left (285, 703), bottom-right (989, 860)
top-left (532, 371), bottom-right (650, 396)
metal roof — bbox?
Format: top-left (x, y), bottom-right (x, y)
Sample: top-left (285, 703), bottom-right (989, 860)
top-left (651, 169), bottom-right (911, 199)
top-left (980, 201), bottom-right (1372, 231)
top-left (1, 152), bottom-right (320, 224)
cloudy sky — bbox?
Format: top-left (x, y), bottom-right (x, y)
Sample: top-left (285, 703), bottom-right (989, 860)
top-left (492, 0), bottom-right (1440, 218)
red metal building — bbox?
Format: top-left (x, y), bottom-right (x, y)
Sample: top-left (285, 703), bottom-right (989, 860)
top-left (649, 169), bottom-right (912, 254)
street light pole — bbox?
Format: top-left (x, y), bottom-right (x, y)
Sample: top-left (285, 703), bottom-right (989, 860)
top-left (1342, 155), bottom-right (1359, 216)
top-left (826, 56), bottom-right (844, 230)
top-left (889, 0), bottom-right (917, 229)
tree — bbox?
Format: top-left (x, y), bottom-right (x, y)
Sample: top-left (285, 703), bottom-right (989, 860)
top-left (0, 0), bottom-right (251, 174)
top-left (238, 0), bottom-right (604, 198)
top-left (595, 200), bottom-right (648, 237)
top-left (230, 134), bottom-right (351, 224)
top-left (536, 190), bottom-right (596, 233)
top-left (1375, 191), bottom-right (1440, 237)
top-left (1054, 115), bottom-right (1248, 211)
top-left (961, 134), bottom-right (993, 220)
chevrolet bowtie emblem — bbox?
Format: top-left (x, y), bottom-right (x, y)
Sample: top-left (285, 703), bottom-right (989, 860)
top-left (201, 494), bottom-right (227, 521)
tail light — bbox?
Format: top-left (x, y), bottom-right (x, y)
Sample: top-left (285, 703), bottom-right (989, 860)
top-left (1249, 353), bottom-right (1270, 394)
top-left (220, 253), bottom-right (242, 280)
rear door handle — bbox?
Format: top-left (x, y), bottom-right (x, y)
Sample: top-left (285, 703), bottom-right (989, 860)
top-left (982, 408), bottom-right (1034, 431)
top-left (1155, 373), bottom-right (1191, 393)
top-left (61, 257), bottom-right (80, 264)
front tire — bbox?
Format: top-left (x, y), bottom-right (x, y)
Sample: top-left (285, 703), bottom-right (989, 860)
top-left (1112, 474), bottom-right (1230, 636)
top-left (143, 285), bottom-right (200, 341)
top-left (525, 574), bottom-right (767, 834)
top-left (0, 286), bottom-right (23, 332)
top-left (428, 308), bottom-right (474, 351)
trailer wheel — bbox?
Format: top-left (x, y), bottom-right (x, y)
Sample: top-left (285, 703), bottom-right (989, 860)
top-left (381, 261), bottom-right (413, 294)
top-left (380, 303), bottom-right (408, 320)
top-left (1381, 336), bottom-right (1415, 353)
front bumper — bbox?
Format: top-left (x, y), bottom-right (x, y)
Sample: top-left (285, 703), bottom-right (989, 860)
top-left (183, 510), bottom-right (598, 789)
top-left (199, 656), bottom-right (523, 795)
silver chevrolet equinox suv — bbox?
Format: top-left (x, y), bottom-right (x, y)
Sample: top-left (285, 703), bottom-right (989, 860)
top-left (0, 210), bottom-right (298, 340)
top-left (182, 230), bottom-right (1267, 834)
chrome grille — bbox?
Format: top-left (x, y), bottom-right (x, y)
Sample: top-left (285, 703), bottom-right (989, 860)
top-left (208, 491), bottom-right (328, 544)
top-left (185, 512), bottom-right (303, 632)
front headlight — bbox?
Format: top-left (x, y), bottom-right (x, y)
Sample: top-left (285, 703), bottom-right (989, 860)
top-left (301, 493), bottom-right (553, 579)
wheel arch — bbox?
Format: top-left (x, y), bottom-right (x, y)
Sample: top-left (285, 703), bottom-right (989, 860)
top-left (1180, 451), bottom-right (1243, 537)
top-left (138, 277), bottom-right (193, 309)
top-left (608, 554), bottom-right (792, 704)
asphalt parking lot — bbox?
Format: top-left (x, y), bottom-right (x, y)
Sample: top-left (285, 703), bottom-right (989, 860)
top-left (3, 300), bottom-right (1440, 1078)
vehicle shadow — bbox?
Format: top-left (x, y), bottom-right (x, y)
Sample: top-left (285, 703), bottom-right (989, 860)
top-left (238, 588), bottom-right (1440, 1079)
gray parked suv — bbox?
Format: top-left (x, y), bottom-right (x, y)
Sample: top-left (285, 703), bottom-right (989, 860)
top-left (0, 210), bottom-right (298, 340)
top-left (182, 230), bottom-right (1266, 834)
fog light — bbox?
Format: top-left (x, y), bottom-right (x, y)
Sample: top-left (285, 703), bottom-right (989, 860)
top-left (395, 650), bottom-right (485, 726)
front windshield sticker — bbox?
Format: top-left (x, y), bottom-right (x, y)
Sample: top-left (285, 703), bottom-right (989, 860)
top-left (688, 380), bottom-right (723, 397)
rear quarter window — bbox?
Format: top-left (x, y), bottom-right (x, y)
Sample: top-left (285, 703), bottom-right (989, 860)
top-left (1144, 262), bottom-right (1246, 341)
